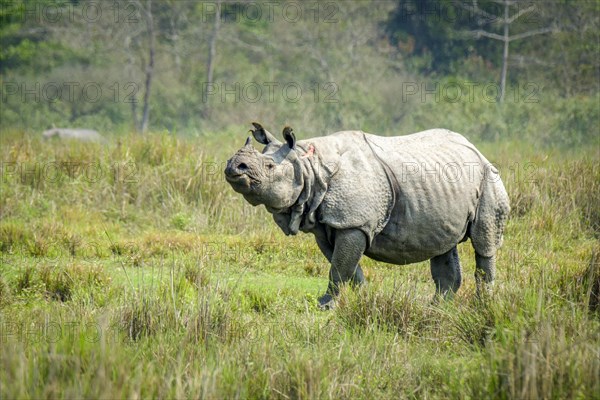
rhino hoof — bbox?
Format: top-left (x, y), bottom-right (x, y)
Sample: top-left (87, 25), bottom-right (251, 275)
top-left (317, 294), bottom-right (335, 310)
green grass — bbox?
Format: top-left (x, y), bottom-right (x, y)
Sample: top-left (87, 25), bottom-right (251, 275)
top-left (1, 131), bottom-right (599, 398)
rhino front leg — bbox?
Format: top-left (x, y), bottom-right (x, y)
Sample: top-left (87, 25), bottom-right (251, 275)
top-left (317, 229), bottom-right (366, 309)
top-left (430, 246), bottom-right (462, 300)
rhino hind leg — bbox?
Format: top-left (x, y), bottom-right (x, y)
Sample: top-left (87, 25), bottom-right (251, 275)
top-left (316, 228), bottom-right (366, 309)
top-left (470, 180), bottom-right (510, 297)
top-left (475, 253), bottom-right (495, 297)
top-left (430, 246), bottom-right (462, 299)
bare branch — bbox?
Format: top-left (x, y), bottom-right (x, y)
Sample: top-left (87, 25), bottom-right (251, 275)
top-left (510, 54), bottom-right (554, 67)
top-left (467, 0), bottom-right (535, 25)
top-left (463, 1), bottom-right (497, 21)
top-left (509, 27), bottom-right (556, 42)
top-left (506, 5), bottom-right (536, 24)
top-left (488, 0), bottom-right (517, 6)
top-left (470, 30), bottom-right (507, 41)
top-left (469, 27), bottom-right (556, 43)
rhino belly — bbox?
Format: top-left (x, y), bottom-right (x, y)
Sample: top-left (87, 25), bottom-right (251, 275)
top-left (365, 209), bottom-right (470, 265)
top-left (365, 178), bottom-right (477, 265)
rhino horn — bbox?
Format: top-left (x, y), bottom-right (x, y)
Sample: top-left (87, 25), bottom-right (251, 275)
top-left (251, 122), bottom-right (280, 145)
top-left (282, 126), bottom-right (296, 149)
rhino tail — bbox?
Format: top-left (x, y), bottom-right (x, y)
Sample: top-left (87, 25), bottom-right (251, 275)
top-left (471, 173), bottom-right (510, 257)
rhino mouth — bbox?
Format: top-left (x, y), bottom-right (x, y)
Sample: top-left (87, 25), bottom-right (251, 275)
top-left (225, 172), bottom-right (243, 181)
top-left (225, 173), bottom-right (248, 184)
top-left (225, 172), bottom-right (260, 192)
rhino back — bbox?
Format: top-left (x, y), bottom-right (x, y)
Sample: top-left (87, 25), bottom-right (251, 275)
top-left (58, 129), bottom-right (103, 142)
top-left (367, 130), bottom-right (491, 263)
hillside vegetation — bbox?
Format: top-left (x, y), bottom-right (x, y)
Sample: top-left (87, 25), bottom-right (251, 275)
top-left (1, 0), bottom-right (598, 147)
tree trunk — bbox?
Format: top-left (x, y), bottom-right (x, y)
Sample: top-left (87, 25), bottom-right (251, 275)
top-left (125, 35), bottom-right (140, 132)
top-left (499, 0), bottom-right (509, 103)
top-left (131, 100), bottom-right (139, 132)
top-left (203, 0), bottom-right (221, 116)
top-left (141, 0), bottom-right (155, 133)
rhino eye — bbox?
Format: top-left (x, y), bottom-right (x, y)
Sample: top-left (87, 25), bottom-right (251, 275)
top-left (267, 163), bottom-right (274, 169)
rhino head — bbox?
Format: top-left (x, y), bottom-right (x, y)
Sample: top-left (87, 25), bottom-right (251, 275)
top-left (224, 123), bottom-right (305, 213)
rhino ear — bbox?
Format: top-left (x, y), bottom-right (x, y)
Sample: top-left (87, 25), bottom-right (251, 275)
top-left (282, 126), bottom-right (296, 149)
top-left (251, 122), bottom-right (279, 145)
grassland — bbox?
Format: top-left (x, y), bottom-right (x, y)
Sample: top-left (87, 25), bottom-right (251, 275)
top-left (0, 130), bottom-right (599, 399)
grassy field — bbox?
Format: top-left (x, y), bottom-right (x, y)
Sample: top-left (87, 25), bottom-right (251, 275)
top-left (0, 130), bottom-right (599, 399)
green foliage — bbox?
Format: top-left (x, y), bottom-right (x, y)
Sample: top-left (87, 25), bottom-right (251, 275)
top-left (385, 0), bottom-right (497, 72)
top-left (0, 0), bottom-right (90, 74)
top-left (384, 0), bottom-right (599, 97)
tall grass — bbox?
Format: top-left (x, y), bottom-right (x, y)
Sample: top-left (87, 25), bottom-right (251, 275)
top-left (0, 131), bottom-right (598, 398)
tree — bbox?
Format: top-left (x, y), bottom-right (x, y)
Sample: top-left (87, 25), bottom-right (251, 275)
top-left (138, 0), bottom-right (155, 133)
top-left (202, 0), bottom-right (221, 116)
top-left (466, 0), bottom-right (557, 102)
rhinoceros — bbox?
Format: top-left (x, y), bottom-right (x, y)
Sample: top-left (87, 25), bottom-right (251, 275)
top-left (225, 123), bottom-right (510, 308)
top-left (42, 128), bottom-right (104, 142)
